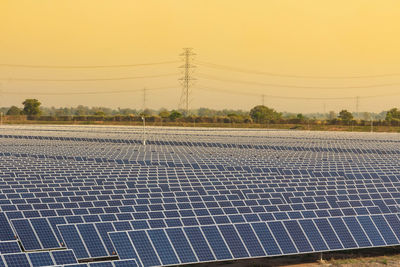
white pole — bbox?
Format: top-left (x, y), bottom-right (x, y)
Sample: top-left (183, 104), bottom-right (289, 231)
top-left (370, 114), bottom-right (373, 133)
top-left (141, 116), bottom-right (146, 145)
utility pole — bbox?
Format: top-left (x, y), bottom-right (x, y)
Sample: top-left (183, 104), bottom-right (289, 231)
top-left (262, 94), bottom-right (265, 106)
top-left (370, 113), bottom-right (374, 133)
top-left (179, 48), bottom-right (196, 116)
top-left (142, 87), bottom-right (146, 145)
top-left (142, 87), bottom-right (146, 112)
top-left (356, 96), bottom-right (359, 119)
top-left (0, 83), bottom-right (3, 126)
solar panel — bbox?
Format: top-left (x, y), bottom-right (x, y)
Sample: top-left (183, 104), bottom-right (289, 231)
top-left (11, 219), bottom-right (42, 251)
top-left (0, 241), bottom-right (21, 254)
top-left (1, 125), bottom-right (400, 266)
top-left (30, 218), bottom-right (61, 249)
top-left (28, 252), bottom-right (54, 267)
top-left (2, 253), bottom-right (31, 267)
top-left (51, 249), bottom-right (78, 265)
top-left (0, 213), bottom-right (15, 241)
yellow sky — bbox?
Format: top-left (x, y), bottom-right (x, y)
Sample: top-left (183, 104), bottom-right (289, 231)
top-left (1, 0), bottom-right (400, 112)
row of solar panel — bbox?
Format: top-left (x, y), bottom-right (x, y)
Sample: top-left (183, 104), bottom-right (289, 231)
top-left (8, 214), bottom-right (399, 262)
top-left (4, 206), bottom-right (399, 245)
top-left (3, 134), bottom-right (399, 156)
top-left (3, 211), bottom-right (378, 250)
top-left (2, 180), bottom-right (399, 193)
top-left (1, 175), bottom-right (397, 187)
top-left (0, 250), bottom-right (77, 267)
top-left (109, 215), bottom-right (400, 267)
top-left (4, 167), bottom-right (392, 178)
top-left (3, 164), bottom-right (398, 180)
top-left (1, 195), bottom-right (396, 214)
top-left (0, 251), bottom-right (137, 267)
top-left (2, 186), bottom-right (399, 201)
top-left (4, 204), bottom-right (398, 238)
top-left (2, 191), bottom-right (399, 210)
top-left (1, 202), bottom-right (395, 228)
top-left (1, 167), bottom-right (395, 179)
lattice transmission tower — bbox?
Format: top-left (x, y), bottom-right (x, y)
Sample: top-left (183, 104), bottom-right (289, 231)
top-left (179, 48), bottom-right (196, 115)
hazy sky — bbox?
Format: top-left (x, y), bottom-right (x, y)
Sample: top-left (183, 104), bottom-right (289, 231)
top-left (1, 0), bottom-right (400, 112)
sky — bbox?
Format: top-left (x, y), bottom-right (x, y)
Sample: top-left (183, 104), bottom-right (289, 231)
top-left (1, 0), bottom-right (400, 113)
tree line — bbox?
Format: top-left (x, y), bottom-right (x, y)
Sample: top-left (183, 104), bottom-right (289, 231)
top-left (3, 99), bottom-right (400, 126)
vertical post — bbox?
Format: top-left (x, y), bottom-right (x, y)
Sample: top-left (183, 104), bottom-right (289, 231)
top-left (0, 83), bottom-right (3, 126)
top-left (143, 88), bottom-right (146, 111)
top-left (371, 114), bottom-right (373, 133)
top-left (356, 96), bottom-right (359, 118)
top-left (141, 116), bottom-right (146, 145)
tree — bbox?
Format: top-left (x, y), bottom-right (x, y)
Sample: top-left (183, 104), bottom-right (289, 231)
top-left (94, 110), bottom-right (106, 116)
top-left (22, 99), bottom-right (41, 115)
top-left (249, 105), bottom-right (281, 123)
top-left (159, 110), bottom-right (170, 119)
top-left (385, 108), bottom-right (400, 125)
top-left (328, 111), bottom-right (336, 120)
top-left (6, 106), bottom-right (22, 115)
top-left (338, 109), bottom-right (353, 124)
top-left (169, 110), bottom-right (182, 121)
top-left (296, 113), bottom-right (306, 122)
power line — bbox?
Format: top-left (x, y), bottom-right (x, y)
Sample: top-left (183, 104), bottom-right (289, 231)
top-left (194, 85), bottom-right (400, 100)
top-left (2, 86), bottom-right (175, 95)
top-left (197, 73), bottom-right (400, 90)
top-left (0, 60), bottom-right (180, 69)
top-left (1, 73), bottom-right (178, 82)
top-left (196, 60), bottom-right (400, 79)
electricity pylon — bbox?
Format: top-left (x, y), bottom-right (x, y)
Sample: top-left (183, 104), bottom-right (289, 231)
top-left (179, 48), bottom-right (196, 115)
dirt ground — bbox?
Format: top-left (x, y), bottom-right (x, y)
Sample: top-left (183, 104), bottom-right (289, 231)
top-left (192, 247), bottom-right (400, 267)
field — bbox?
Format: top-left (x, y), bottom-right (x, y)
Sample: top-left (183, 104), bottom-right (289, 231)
top-left (0, 125), bottom-right (400, 267)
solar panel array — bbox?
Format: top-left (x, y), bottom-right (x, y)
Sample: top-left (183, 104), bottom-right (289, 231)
top-left (1, 125), bottom-right (400, 267)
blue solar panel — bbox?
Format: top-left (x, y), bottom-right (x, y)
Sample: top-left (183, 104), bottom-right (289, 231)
top-left (183, 227), bottom-right (215, 261)
top-left (95, 222), bottom-right (117, 255)
top-left (11, 219), bottom-right (42, 250)
top-left (357, 216), bottom-right (386, 246)
top-left (89, 261), bottom-right (113, 267)
top-left (0, 241), bottom-right (21, 254)
top-left (51, 250), bottom-right (78, 265)
top-left (3, 253), bottom-right (30, 267)
top-left (28, 252), bottom-right (54, 267)
top-left (316, 218), bottom-right (344, 250)
top-left (201, 225), bottom-right (233, 260)
top-left (147, 229), bottom-right (180, 265)
top-left (329, 217), bottom-right (358, 249)
top-left (58, 225), bottom-right (90, 259)
top-left (218, 224), bottom-right (249, 258)
top-left (112, 259), bottom-right (139, 267)
top-left (165, 228), bottom-right (197, 263)
top-left (371, 215), bottom-right (399, 245)
top-left (77, 224), bottom-right (109, 258)
top-left (298, 220), bottom-right (328, 251)
top-left (235, 223), bottom-right (266, 257)
top-left (30, 218), bottom-right (61, 249)
top-left (0, 213), bottom-right (15, 241)
top-left (283, 220), bottom-right (313, 253)
top-left (128, 230), bottom-right (161, 267)
top-left (2, 126), bottom-right (400, 266)
top-left (268, 221), bottom-right (298, 254)
top-left (108, 232), bottom-right (138, 260)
